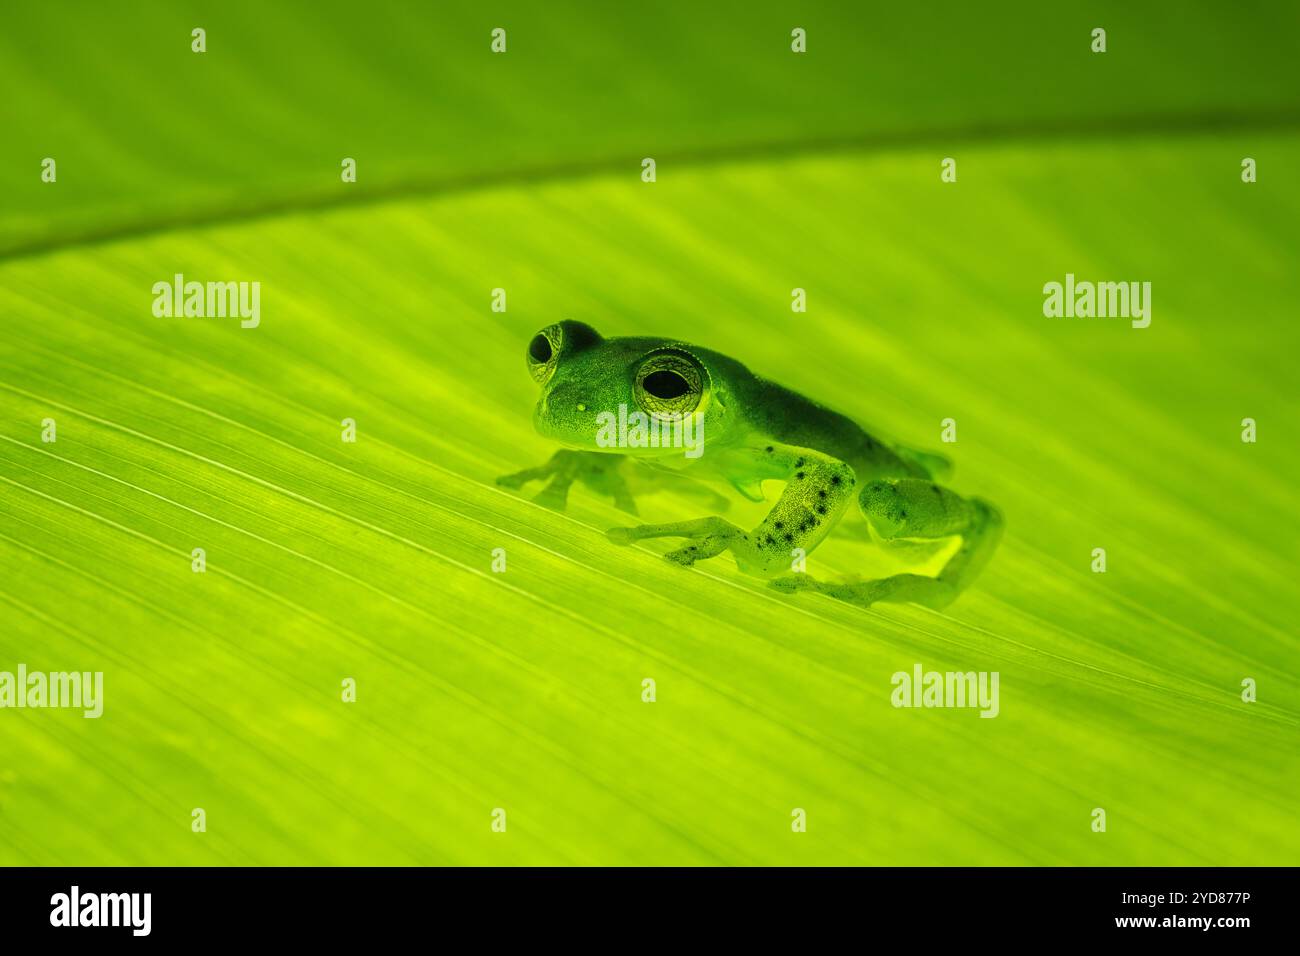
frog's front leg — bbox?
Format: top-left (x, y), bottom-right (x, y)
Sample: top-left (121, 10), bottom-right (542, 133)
top-left (497, 449), bottom-right (638, 513)
top-left (606, 445), bottom-right (857, 574)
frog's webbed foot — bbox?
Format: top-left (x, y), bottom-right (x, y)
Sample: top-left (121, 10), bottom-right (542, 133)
top-left (768, 573), bottom-right (896, 607)
top-left (606, 516), bottom-right (741, 567)
top-left (768, 573), bottom-right (821, 595)
top-left (497, 450), bottom-right (638, 514)
top-left (771, 572), bottom-right (968, 609)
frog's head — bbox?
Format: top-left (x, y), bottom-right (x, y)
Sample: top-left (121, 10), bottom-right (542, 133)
top-left (524, 320), bottom-right (728, 456)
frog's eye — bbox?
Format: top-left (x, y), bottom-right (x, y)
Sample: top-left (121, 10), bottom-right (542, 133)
top-left (527, 325), bottom-right (562, 386)
top-left (634, 352), bottom-right (705, 418)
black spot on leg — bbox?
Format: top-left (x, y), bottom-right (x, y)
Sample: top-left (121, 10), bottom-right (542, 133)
top-left (931, 484), bottom-right (941, 495)
top-left (817, 489), bottom-right (826, 498)
top-left (816, 505), bottom-right (827, 515)
top-left (830, 475), bottom-right (841, 486)
top-left (795, 471), bottom-right (805, 480)
top-left (774, 521), bottom-right (783, 530)
top-left (795, 457), bottom-right (805, 467)
top-left (784, 533), bottom-right (794, 543)
top-left (765, 446), bottom-right (774, 453)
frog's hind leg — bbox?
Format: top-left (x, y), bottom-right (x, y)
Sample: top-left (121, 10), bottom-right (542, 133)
top-left (774, 479), bottom-right (1002, 609)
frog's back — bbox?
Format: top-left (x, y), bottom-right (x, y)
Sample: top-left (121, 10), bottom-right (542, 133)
top-left (734, 372), bottom-right (949, 481)
top-left (644, 337), bottom-right (950, 481)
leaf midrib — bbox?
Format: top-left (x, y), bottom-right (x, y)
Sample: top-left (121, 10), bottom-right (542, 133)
top-left (5, 105), bottom-right (1299, 263)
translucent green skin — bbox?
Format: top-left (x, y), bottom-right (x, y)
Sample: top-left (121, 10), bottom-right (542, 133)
top-left (500, 320), bottom-right (1002, 609)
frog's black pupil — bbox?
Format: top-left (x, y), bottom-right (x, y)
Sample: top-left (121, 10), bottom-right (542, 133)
top-left (529, 334), bottom-right (552, 363)
top-left (643, 370), bottom-right (689, 399)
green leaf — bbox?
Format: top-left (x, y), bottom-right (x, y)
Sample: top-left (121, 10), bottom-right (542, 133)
top-left (1, 1), bottom-right (1297, 866)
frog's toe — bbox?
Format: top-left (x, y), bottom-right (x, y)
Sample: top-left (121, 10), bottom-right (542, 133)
top-left (663, 545), bottom-right (699, 567)
top-left (496, 471), bottom-right (530, 489)
top-left (530, 485), bottom-right (571, 510)
top-left (664, 535), bottom-right (731, 566)
top-left (605, 526), bottom-right (637, 545)
top-left (769, 574), bottom-right (817, 594)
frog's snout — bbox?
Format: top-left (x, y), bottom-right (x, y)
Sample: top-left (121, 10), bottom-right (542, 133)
top-left (539, 381), bottom-right (591, 416)
top-left (533, 382), bottom-right (597, 440)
